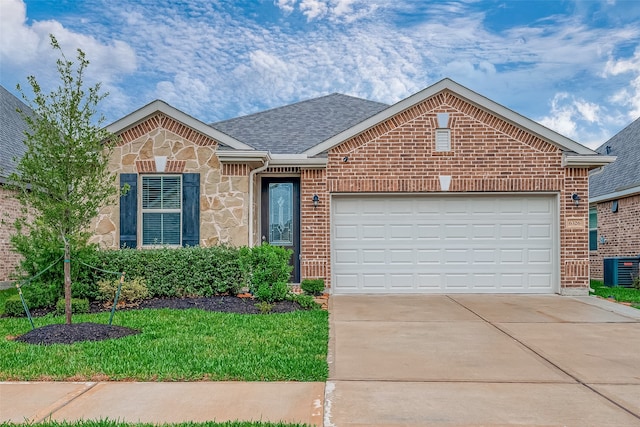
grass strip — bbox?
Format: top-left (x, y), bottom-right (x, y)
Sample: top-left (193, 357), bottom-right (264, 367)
top-left (1, 421), bottom-right (310, 427)
top-left (0, 308), bottom-right (328, 381)
top-left (590, 280), bottom-right (640, 307)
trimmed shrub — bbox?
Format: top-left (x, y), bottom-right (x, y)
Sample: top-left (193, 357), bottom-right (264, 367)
top-left (301, 278), bottom-right (325, 296)
top-left (11, 228), bottom-right (102, 302)
top-left (21, 281), bottom-right (60, 309)
top-left (98, 276), bottom-right (149, 305)
top-left (3, 295), bottom-right (26, 317)
top-left (94, 245), bottom-right (247, 298)
top-left (291, 293), bottom-right (320, 310)
top-left (55, 298), bottom-right (89, 316)
top-left (241, 244), bottom-right (293, 302)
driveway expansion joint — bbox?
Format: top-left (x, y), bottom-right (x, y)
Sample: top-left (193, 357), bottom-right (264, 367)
top-left (448, 296), bottom-right (640, 421)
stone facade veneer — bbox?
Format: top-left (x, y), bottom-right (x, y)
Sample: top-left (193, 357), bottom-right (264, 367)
top-left (89, 113), bottom-right (249, 249)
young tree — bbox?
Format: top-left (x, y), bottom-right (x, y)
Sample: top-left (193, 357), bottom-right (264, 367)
top-left (9, 35), bottom-right (118, 324)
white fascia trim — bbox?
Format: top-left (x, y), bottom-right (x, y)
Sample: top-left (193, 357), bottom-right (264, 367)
top-left (562, 154), bottom-right (617, 168)
top-left (106, 100), bottom-right (254, 150)
top-left (269, 154), bottom-right (327, 167)
top-left (216, 150), bottom-right (270, 163)
top-left (589, 185), bottom-right (640, 204)
top-left (304, 78), bottom-right (598, 157)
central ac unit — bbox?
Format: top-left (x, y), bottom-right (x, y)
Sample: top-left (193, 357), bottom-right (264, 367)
top-left (603, 257), bottom-right (640, 287)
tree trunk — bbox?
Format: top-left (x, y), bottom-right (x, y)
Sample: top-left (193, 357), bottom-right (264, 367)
top-left (64, 238), bottom-right (72, 325)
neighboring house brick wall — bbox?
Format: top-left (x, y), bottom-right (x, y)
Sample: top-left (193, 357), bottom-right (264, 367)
top-left (89, 113), bottom-right (250, 248)
top-left (307, 90), bottom-right (589, 292)
top-left (0, 186), bottom-right (22, 282)
top-left (589, 195), bottom-right (640, 279)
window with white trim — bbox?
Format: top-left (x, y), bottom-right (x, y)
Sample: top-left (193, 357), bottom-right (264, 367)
top-left (141, 175), bottom-right (182, 246)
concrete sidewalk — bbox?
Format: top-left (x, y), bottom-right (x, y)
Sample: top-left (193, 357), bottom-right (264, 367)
top-left (0, 381), bottom-right (324, 425)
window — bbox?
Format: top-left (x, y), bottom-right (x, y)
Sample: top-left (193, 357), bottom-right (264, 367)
top-left (141, 175), bottom-right (182, 246)
top-left (589, 206), bottom-right (597, 251)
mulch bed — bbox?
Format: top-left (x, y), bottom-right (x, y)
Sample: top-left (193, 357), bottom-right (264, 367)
top-left (12, 295), bottom-right (302, 346)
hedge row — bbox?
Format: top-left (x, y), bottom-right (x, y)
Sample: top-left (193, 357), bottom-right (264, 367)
top-left (11, 244), bottom-right (293, 311)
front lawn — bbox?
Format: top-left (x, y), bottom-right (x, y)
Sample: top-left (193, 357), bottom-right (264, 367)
top-left (0, 308), bottom-right (328, 381)
top-left (590, 279), bottom-right (640, 308)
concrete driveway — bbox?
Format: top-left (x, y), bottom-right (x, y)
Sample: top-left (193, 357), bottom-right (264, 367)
top-left (325, 295), bottom-right (640, 427)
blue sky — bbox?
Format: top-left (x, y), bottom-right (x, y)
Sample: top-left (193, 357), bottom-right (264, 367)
top-left (1, 0), bottom-right (639, 149)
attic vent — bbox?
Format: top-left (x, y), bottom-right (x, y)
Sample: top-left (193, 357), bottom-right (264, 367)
top-left (435, 129), bottom-right (451, 152)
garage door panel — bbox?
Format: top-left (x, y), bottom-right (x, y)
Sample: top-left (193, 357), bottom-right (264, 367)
top-left (334, 249), bottom-right (358, 264)
top-left (362, 274), bottom-right (386, 288)
top-left (500, 224), bottom-right (525, 239)
top-left (362, 250), bottom-right (385, 264)
top-left (529, 249), bottom-right (552, 264)
top-left (528, 224), bottom-right (552, 239)
top-left (332, 194), bottom-right (557, 294)
top-left (417, 224), bottom-right (440, 239)
top-left (334, 224), bottom-right (358, 239)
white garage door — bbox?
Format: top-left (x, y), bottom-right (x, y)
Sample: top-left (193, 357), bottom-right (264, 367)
top-left (332, 194), bottom-right (557, 294)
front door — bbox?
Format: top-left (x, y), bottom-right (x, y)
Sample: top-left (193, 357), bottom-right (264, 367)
top-left (261, 178), bottom-right (300, 283)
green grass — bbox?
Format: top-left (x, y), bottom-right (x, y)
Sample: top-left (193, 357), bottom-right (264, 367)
top-left (0, 308), bottom-right (328, 381)
top-left (590, 279), bottom-right (640, 308)
top-left (1, 421), bottom-right (309, 427)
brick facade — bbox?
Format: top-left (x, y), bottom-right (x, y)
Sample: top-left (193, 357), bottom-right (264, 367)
top-left (589, 194), bottom-right (640, 279)
top-left (299, 90), bottom-right (591, 293)
top-left (0, 186), bottom-right (22, 282)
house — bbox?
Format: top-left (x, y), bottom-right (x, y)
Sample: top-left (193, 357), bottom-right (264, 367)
top-left (588, 117), bottom-right (640, 280)
top-left (88, 78), bottom-right (614, 295)
top-left (0, 86), bottom-right (32, 285)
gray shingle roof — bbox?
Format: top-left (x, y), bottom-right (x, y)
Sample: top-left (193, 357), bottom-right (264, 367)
top-left (0, 85), bottom-right (32, 180)
top-left (589, 117), bottom-right (640, 198)
top-left (211, 93), bottom-right (389, 154)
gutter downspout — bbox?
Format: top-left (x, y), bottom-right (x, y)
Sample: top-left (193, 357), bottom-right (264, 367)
top-left (248, 158), bottom-right (270, 247)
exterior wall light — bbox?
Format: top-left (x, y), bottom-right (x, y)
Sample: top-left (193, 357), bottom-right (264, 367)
top-left (571, 193), bottom-right (580, 206)
top-left (312, 194), bottom-right (319, 209)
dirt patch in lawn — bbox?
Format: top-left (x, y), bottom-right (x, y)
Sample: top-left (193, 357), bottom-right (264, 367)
top-left (13, 295), bottom-right (302, 345)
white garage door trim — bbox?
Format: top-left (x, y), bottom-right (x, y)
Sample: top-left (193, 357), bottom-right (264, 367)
top-left (331, 193), bottom-right (559, 294)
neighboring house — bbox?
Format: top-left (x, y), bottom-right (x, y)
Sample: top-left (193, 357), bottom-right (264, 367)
top-left (87, 78), bottom-right (613, 295)
top-left (0, 86), bottom-right (32, 284)
top-left (588, 117), bottom-right (640, 280)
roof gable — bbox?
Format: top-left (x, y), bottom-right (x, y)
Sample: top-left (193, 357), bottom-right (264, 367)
top-left (589, 117), bottom-right (640, 199)
top-left (305, 79), bottom-right (598, 157)
top-left (106, 100), bottom-right (252, 150)
top-left (211, 93), bottom-right (388, 154)
top-left (0, 85), bottom-right (33, 180)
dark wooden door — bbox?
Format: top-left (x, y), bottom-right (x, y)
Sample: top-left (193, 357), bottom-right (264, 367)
top-left (261, 177), bottom-right (300, 283)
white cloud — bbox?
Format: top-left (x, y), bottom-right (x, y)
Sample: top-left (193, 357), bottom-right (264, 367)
top-left (300, 0), bottom-right (329, 21)
top-left (274, 0), bottom-right (380, 23)
top-left (275, 0), bottom-right (297, 14)
top-left (604, 48), bottom-right (640, 119)
top-left (3, 0), bottom-right (639, 149)
top-left (0, 0), bottom-right (137, 118)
